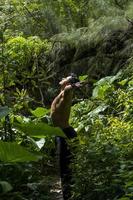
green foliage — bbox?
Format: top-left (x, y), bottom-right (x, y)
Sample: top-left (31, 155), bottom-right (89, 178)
top-left (0, 106), bottom-right (64, 163)
top-left (0, 106), bottom-right (10, 119)
top-left (79, 75), bottom-right (88, 81)
top-left (125, 2), bottom-right (133, 19)
top-left (92, 71), bottom-right (121, 99)
top-left (0, 163), bottom-right (54, 200)
top-left (0, 106), bottom-right (63, 197)
top-left (0, 181), bottom-right (13, 193)
top-left (5, 36), bottom-right (50, 67)
top-left (30, 107), bottom-right (50, 118)
top-left (0, 141), bottom-right (40, 162)
top-left (0, 35), bottom-right (52, 109)
top-left (0, 0), bottom-right (133, 199)
top-left (1, 0), bottom-right (132, 38)
top-left (14, 121), bottom-right (65, 138)
top-left (70, 67), bottom-right (133, 200)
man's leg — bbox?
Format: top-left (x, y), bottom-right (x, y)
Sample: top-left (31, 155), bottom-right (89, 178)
top-left (56, 127), bottom-right (77, 200)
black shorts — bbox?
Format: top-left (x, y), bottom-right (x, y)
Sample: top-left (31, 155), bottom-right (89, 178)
top-left (62, 126), bottom-right (77, 139)
top-left (56, 126), bottom-right (77, 177)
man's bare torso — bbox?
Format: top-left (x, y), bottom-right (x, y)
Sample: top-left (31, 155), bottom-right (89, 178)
top-left (51, 85), bottom-right (73, 129)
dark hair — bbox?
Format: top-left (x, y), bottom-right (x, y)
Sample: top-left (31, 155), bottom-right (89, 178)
top-left (68, 73), bottom-right (79, 84)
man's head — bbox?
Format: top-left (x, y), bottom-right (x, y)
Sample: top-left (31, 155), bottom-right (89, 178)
top-left (59, 73), bottom-right (80, 88)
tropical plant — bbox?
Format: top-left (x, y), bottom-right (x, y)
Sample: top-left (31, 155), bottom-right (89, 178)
top-left (70, 66), bottom-right (133, 200)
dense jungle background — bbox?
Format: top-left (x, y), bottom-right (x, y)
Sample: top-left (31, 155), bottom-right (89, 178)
top-left (0, 0), bottom-right (133, 199)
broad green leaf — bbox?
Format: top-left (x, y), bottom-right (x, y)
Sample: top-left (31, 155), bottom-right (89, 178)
top-left (0, 106), bottom-right (10, 119)
top-left (94, 71), bottom-right (122, 86)
top-left (79, 75), bottom-right (88, 81)
top-left (15, 115), bottom-right (30, 123)
top-left (15, 115), bottom-right (24, 123)
top-left (0, 181), bottom-right (13, 193)
top-left (88, 104), bottom-right (108, 117)
top-left (92, 84), bottom-right (111, 99)
top-left (14, 122), bottom-right (65, 138)
top-left (125, 181), bottom-right (133, 188)
top-left (30, 107), bottom-right (50, 118)
top-left (128, 79), bottom-right (133, 86)
top-left (95, 76), bottom-right (113, 85)
top-left (118, 79), bottom-right (128, 86)
top-left (92, 71), bottom-right (122, 99)
top-left (0, 141), bottom-right (41, 162)
top-left (92, 76), bottom-right (115, 99)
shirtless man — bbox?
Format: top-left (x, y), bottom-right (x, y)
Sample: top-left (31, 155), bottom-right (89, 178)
top-left (51, 74), bottom-right (80, 200)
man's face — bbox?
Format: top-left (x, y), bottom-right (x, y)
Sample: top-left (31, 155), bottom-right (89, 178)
top-left (59, 76), bottom-right (72, 86)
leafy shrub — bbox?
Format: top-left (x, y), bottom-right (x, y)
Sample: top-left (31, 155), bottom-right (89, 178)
top-left (0, 36), bottom-right (52, 109)
top-left (70, 66), bottom-right (133, 200)
top-left (5, 36), bottom-right (50, 68)
top-left (0, 106), bottom-right (64, 199)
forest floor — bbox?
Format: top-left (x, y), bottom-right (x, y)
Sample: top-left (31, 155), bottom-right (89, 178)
top-left (47, 158), bottom-right (64, 200)
top-left (50, 177), bottom-right (63, 200)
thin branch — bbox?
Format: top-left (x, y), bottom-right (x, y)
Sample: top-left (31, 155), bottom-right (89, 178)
top-left (34, 54), bottom-right (45, 107)
top-left (23, 5), bottom-right (44, 28)
top-left (126, 17), bottom-right (133, 26)
top-left (13, 1), bottom-right (44, 29)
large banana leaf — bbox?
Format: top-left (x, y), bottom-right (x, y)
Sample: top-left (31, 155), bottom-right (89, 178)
top-left (14, 122), bottom-right (65, 138)
top-left (0, 141), bottom-right (41, 162)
